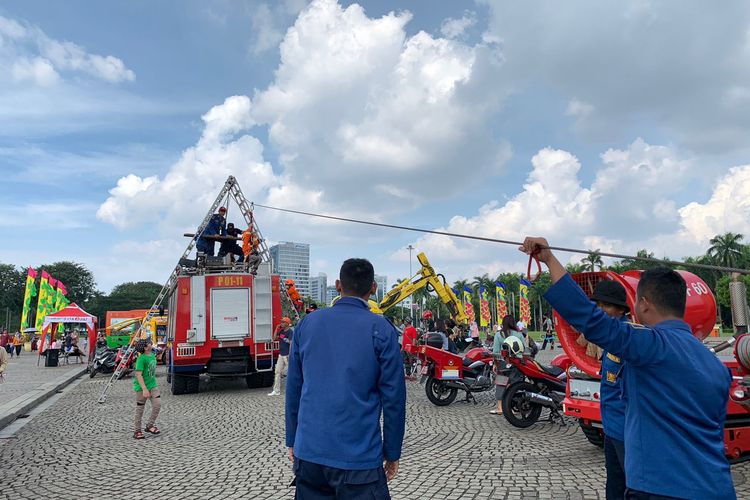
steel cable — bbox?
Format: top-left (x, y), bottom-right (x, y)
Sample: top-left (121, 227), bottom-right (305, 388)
top-left (250, 203), bottom-right (750, 275)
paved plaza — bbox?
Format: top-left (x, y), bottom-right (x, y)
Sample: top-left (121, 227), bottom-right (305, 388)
top-left (0, 349), bottom-right (748, 500)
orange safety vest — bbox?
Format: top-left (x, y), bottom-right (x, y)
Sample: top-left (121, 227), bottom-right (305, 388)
top-left (242, 229), bottom-right (259, 256)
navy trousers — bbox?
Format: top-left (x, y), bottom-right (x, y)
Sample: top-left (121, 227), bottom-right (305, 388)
top-left (293, 458), bottom-right (390, 500)
top-left (604, 435), bottom-right (626, 500)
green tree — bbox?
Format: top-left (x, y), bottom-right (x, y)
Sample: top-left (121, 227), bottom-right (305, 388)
top-left (84, 281), bottom-right (161, 323)
top-left (0, 263), bottom-right (25, 330)
top-left (581, 250), bottom-right (604, 272)
top-left (707, 232), bottom-right (745, 269)
top-left (565, 262), bottom-right (586, 274)
top-left (38, 261), bottom-right (97, 305)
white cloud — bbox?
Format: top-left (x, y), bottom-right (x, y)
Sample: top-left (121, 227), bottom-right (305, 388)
top-left (402, 139), bottom-right (704, 280)
top-left (480, 1), bottom-right (750, 153)
top-left (251, 0), bottom-right (509, 210)
top-left (440, 11), bottom-right (477, 39)
top-left (679, 165), bottom-right (750, 243)
top-left (97, 96), bottom-right (278, 230)
top-left (0, 15), bottom-right (135, 85)
top-left (101, 0), bottom-right (513, 234)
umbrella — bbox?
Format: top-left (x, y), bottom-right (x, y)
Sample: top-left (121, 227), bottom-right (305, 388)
top-left (24, 328), bottom-right (38, 333)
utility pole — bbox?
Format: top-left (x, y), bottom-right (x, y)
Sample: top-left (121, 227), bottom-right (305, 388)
top-left (407, 245), bottom-right (414, 277)
top-left (407, 245), bottom-right (414, 322)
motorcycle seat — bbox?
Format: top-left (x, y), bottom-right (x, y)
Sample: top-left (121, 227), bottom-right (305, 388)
top-left (462, 357), bottom-right (474, 367)
top-left (532, 360), bottom-right (564, 378)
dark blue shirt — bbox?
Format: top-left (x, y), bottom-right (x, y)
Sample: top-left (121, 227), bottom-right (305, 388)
top-left (600, 317), bottom-right (627, 442)
top-left (277, 327), bottom-right (293, 356)
top-left (285, 297), bottom-right (406, 470)
top-left (546, 274), bottom-right (734, 500)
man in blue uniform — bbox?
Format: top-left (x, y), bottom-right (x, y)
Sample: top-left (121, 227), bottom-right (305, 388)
top-left (520, 237), bottom-right (734, 500)
top-left (286, 258), bottom-right (406, 499)
top-left (196, 207), bottom-right (227, 256)
top-left (589, 280), bottom-right (629, 500)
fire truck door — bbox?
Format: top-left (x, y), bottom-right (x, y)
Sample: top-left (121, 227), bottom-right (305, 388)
top-left (254, 262), bottom-right (273, 342)
top-left (211, 288), bottom-right (250, 340)
top-left (190, 276), bottom-right (206, 343)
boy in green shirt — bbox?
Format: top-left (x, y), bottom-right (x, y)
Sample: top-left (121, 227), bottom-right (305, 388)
top-left (133, 338), bottom-right (161, 439)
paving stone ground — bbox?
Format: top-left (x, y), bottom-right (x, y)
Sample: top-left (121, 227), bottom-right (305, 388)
top-left (0, 348), bottom-right (748, 500)
top-left (0, 348), bottom-right (87, 401)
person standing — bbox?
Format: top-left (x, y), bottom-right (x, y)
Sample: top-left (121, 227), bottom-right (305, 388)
top-left (0, 343), bottom-right (8, 381)
top-left (12, 332), bottom-right (23, 357)
top-left (1, 329), bottom-right (11, 357)
top-left (401, 318), bottom-right (418, 380)
top-left (541, 316), bottom-right (555, 350)
top-left (218, 222), bottom-right (244, 261)
top-left (521, 236), bottom-right (735, 500)
top-left (196, 206), bottom-right (227, 257)
top-left (133, 338), bottom-right (161, 440)
top-left (490, 314), bottom-right (524, 416)
top-left (269, 317), bottom-right (293, 396)
top-left (286, 258), bottom-right (406, 499)
top-left (241, 222), bottom-right (262, 274)
top-left (588, 280), bottom-right (630, 500)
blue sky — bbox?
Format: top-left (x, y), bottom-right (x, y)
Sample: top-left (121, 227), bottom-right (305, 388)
top-left (2, 0), bottom-right (750, 292)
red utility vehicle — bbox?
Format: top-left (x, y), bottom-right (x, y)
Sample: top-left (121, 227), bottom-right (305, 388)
top-left (557, 270), bottom-right (750, 462)
top-left (166, 262), bottom-right (282, 395)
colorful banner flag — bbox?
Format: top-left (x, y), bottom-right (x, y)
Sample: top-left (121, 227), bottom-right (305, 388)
top-left (495, 282), bottom-right (508, 323)
top-left (46, 277), bottom-right (57, 313)
top-left (479, 286), bottom-right (491, 327)
top-left (54, 282), bottom-right (69, 334)
top-left (20, 268), bottom-right (38, 330)
top-left (462, 286), bottom-right (475, 324)
top-left (519, 278), bottom-right (532, 325)
top-left (34, 271), bottom-right (51, 333)
top-left (54, 281), bottom-right (69, 311)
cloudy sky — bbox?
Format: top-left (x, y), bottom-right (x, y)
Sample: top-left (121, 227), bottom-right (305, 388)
top-left (3, 0), bottom-right (750, 292)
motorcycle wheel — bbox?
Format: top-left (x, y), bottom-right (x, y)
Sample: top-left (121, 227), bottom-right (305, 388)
top-left (89, 366), bottom-right (98, 378)
top-left (579, 422), bottom-right (605, 448)
top-left (425, 376), bottom-right (458, 406)
top-left (501, 381), bottom-right (543, 428)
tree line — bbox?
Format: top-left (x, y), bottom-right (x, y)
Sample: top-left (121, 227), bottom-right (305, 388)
top-left (0, 261), bottom-right (161, 331)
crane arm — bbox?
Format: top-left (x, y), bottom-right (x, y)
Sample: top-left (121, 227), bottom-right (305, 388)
top-left (374, 252), bottom-right (467, 324)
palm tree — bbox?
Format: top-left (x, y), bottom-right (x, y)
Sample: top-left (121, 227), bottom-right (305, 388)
top-left (565, 262), bottom-right (586, 273)
top-left (707, 232), bottom-right (745, 268)
top-left (581, 250), bottom-right (604, 272)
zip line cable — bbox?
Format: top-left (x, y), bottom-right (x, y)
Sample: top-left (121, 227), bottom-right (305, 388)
top-left (250, 202), bottom-right (750, 275)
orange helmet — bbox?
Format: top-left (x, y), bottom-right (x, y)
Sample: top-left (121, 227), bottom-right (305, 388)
top-left (280, 317), bottom-right (291, 324)
top-left (285, 279), bottom-right (295, 286)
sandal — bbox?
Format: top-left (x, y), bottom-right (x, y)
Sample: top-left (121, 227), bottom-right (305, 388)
top-left (134, 430), bottom-right (145, 439)
top-left (145, 425), bottom-right (160, 435)
top-left (489, 410), bottom-right (503, 415)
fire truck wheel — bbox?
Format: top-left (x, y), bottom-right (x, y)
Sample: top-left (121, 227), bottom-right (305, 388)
top-left (171, 374), bottom-right (188, 395)
top-left (501, 382), bottom-right (543, 428)
top-left (579, 422), bottom-right (605, 448)
top-left (186, 375), bottom-right (199, 394)
top-left (246, 374), bottom-right (262, 389)
top-left (424, 377), bottom-right (458, 406)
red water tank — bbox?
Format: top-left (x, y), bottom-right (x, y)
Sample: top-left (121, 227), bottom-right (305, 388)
top-left (554, 270), bottom-right (717, 376)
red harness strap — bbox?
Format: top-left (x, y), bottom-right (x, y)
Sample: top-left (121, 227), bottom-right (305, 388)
top-left (527, 249), bottom-right (542, 282)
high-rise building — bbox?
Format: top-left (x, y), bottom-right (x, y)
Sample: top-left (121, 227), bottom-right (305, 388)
top-left (373, 275), bottom-right (387, 302)
top-left (309, 273), bottom-right (327, 304)
top-left (325, 286), bottom-right (339, 306)
top-left (269, 242), bottom-right (310, 298)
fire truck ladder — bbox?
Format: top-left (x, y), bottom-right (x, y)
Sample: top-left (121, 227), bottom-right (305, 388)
top-left (226, 180), bottom-right (299, 322)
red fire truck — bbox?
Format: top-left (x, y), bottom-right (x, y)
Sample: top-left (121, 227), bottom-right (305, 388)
top-left (166, 261), bottom-right (282, 395)
top-left (558, 270), bottom-right (750, 462)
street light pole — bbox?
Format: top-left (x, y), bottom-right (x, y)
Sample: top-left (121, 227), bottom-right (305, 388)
top-left (407, 245), bottom-right (414, 277)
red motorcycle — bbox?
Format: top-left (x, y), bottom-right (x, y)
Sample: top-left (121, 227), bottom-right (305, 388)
top-left (114, 345), bottom-right (138, 379)
top-left (499, 346), bottom-right (570, 428)
top-left (410, 334), bottom-right (496, 406)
